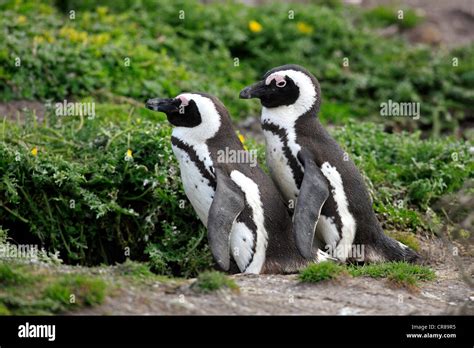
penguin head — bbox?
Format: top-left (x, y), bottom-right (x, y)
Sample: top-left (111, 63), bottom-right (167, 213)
top-left (146, 93), bottom-right (230, 141)
top-left (240, 64), bottom-right (321, 117)
top-left (146, 94), bottom-right (202, 128)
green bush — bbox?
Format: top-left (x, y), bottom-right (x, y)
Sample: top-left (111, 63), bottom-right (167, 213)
top-left (363, 6), bottom-right (423, 29)
top-left (0, 0), bottom-right (472, 134)
top-left (332, 122), bottom-right (473, 233)
top-left (0, 105), bottom-right (213, 276)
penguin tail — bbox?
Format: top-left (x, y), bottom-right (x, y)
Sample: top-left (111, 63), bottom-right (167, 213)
top-left (363, 233), bottom-right (422, 264)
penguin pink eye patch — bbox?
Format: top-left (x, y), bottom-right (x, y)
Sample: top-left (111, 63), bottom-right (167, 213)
top-left (177, 95), bottom-right (189, 107)
top-left (265, 74), bottom-right (287, 88)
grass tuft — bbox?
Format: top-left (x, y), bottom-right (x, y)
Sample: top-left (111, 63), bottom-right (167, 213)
top-left (115, 260), bottom-right (154, 278)
top-left (0, 262), bottom-right (108, 315)
top-left (387, 231), bottom-right (420, 252)
top-left (299, 261), bottom-right (435, 288)
top-left (193, 271), bottom-right (239, 293)
top-left (44, 275), bottom-right (107, 307)
top-left (299, 261), bottom-right (347, 283)
top-left (348, 262), bottom-right (435, 288)
top-left (0, 263), bottom-right (32, 286)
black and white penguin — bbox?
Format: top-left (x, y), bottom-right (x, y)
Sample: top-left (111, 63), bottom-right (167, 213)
top-left (240, 65), bottom-right (421, 263)
top-left (145, 92), bottom-right (330, 274)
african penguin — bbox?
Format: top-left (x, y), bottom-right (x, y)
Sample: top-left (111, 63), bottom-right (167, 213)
top-left (145, 92), bottom-right (331, 274)
top-left (240, 64), bottom-right (421, 264)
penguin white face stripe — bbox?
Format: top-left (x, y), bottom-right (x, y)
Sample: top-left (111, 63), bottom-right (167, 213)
top-left (320, 162), bottom-right (356, 262)
top-left (172, 93), bottom-right (221, 173)
top-left (230, 170), bottom-right (268, 274)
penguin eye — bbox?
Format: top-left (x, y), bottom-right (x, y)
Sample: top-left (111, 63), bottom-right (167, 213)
top-left (276, 80), bottom-right (286, 88)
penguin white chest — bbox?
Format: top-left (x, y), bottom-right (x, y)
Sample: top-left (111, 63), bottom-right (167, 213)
top-left (263, 130), bottom-right (300, 202)
top-left (172, 146), bottom-right (215, 226)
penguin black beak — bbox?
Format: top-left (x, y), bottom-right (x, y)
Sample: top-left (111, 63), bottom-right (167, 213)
top-left (239, 81), bottom-right (266, 99)
top-left (145, 98), bottom-right (179, 113)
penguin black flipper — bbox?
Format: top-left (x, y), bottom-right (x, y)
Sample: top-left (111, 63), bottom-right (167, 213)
top-left (207, 168), bottom-right (246, 272)
top-left (294, 149), bottom-right (330, 259)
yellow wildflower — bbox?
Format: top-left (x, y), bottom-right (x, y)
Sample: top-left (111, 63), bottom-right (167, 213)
top-left (90, 33), bottom-right (111, 46)
top-left (33, 35), bottom-right (45, 45)
top-left (96, 6), bottom-right (108, 17)
top-left (296, 21), bottom-right (313, 35)
top-left (126, 149), bottom-right (133, 158)
top-left (44, 31), bottom-right (55, 43)
top-left (248, 20), bottom-right (262, 33)
top-left (16, 15), bottom-right (27, 25)
top-left (59, 27), bottom-right (88, 43)
top-left (31, 147), bottom-right (38, 156)
top-left (237, 133), bottom-right (248, 150)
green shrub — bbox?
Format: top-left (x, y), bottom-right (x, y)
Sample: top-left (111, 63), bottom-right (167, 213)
top-left (0, 105), bottom-right (213, 276)
top-left (299, 261), bottom-right (346, 283)
top-left (193, 271), bottom-right (239, 293)
top-left (0, 0), bottom-right (471, 134)
top-left (363, 6), bottom-right (424, 29)
top-left (332, 122), bottom-right (473, 233)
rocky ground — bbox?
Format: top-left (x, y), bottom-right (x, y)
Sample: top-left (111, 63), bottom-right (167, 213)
top-left (76, 238), bottom-right (473, 315)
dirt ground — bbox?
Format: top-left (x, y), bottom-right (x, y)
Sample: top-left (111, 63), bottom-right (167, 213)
top-left (76, 239), bottom-right (473, 315)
